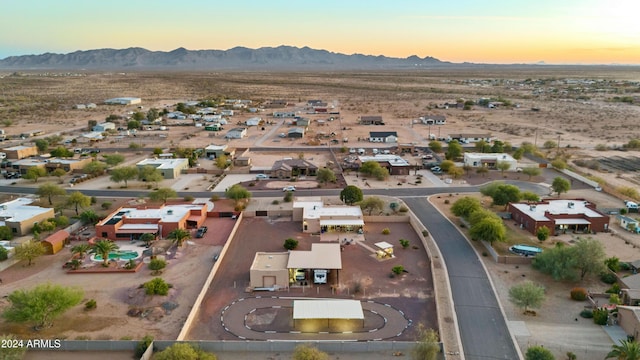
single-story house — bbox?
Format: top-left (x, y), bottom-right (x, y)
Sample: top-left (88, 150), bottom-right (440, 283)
top-left (104, 97), bottom-right (141, 105)
top-left (264, 100), bottom-right (289, 108)
top-left (92, 122), bottom-right (116, 132)
top-left (136, 158), bottom-right (189, 179)
top-left (463, 153), bottom-right (518, 170)
top-left (220, 110), bottom-right (234, 116)
top-left (294, 118), bottom-right (310, 127)
top-left (224, 128), bottom-right (247, 139)
top-left (79, 131), bottom-right (104, 142)
top-left (358, 154), bottom-right (411, 176)
top-left (369, 131), bottom-right (398, 143)
top-left (3, 145), bottom-right (38, 160)
top-left (293, 197), bottom-right (364, 234)
top-left (245, 117), bottom-right (262, 126)
top-left (448, 133), bottom-right (493, 144)
top-left (0, 198), bottom-right (55, 236)
top-left (616, 306), bottom-right (640, 338)
top-left (618, 215), bottom-right (640, 233)
top-left (287, 128), bottom-right (305, 138)
top-left (359, 116), bottom-right (384, 125)
top-left (96, 202), bottom-right (208, 241)
top-left (204, 144), bottom-right (229, 159)
top-left (42, 230), bottom-right (70, 255)
top-left (273, 111), bottom-right (296, 118)
top-left (271, 159), bottom-right (318, 179)
top-left (45, 157), bottom-right (93, 173)
top-left (508, 199), bottom-right (610, 236)
top-left (420, 115), bottom-right (446, 125)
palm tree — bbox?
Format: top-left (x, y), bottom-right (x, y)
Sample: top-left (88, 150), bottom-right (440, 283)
top-left (607, 339), bottom-right (640, 360)
top-left (71, 243), bottom-right (91, 259)
top-left (167, 228), bottom-right (190, 247)
top-left (90, 239), bottom-right (119, 267)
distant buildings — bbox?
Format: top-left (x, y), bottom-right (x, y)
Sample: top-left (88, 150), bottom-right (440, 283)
top-left (0, 198), bottom-right (55, 236)
top-left (104, 97), bottom-right (142, 105)
top-left (508, 199), bottom-right (610, 236)
top-left (463, 153), bottom-right (518, 170)
top-left (92, 122), bottom-right (116, 132)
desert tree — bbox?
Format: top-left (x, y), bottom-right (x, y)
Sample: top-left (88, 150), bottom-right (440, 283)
top-left (83, 160), bottom-right (107, 176)
top-left (138, 165), bottom-right (163, 186)
top-left (360, 196), bottom-right (384, 215)
top-left (551, 159), bottom-right (567, 170)
top-left (149, 187), bottom-right (177, 203)
top-left (525, 345), bottom-right (555, 360)
top-left (50, 146), bottom-right (74, 158)
top-left (71, 243), bottom-right (91, 259)
top-left (23, 167), bottom-right (47, 182)
top-left (36, 182), bottom-right (66, 205)
top-left (536, 226), bottom-right (551, 241)
top-left (140, 233), bottom-right (156, 247)
top-left (572, 237), bottom-right (606, 280)
top-left (496, 161), bottom-right (512, 175)
top-left (509, 281), bottom-right (545, 314)
top-left (521, 167), bottom-right (541, 180)
top-left (439, 160), bottom-right (454, 172)
top-left (451, 196), bottom-right (482, 219)
top-left (103, 154), bottom-right (125, 167)
top-left (50, 168), bottom-right (67, 183)
top-left (411, 325), bottom-right (440, 360)
top-left (80, 210), bottom-right (100, 225)
top-left (428, 140), bottom-right (442, 153)
top-left (225, 184), bottom-right (251, 205)
top-left (67, 191), bottom-right (91, 215)
top-left (448, 166), bottom-right (464, 179)
top-left (316, 168), bottom-right (336, 184)
top-left (551, 177), bottom-right (571, 197)
top-left (445, 140), bottom-right (463, 160)
top-left (469, 216), bottom-right (506, 244)
top-left (2, 283), bottom-right (83, 330)
top-left (110, 166), bottom-right (139, 187)
top-left (14, 240), bottom-right (46, 266)
top-left (340, 185), bottom-right (363, 205)
top-left (532, 242), bottom-right (578, 281)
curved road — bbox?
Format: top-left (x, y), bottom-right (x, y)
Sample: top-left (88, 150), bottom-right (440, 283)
top-left (0, 180), bottom-right (548, 359)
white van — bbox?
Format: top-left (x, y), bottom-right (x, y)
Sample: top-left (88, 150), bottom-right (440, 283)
top-left (313, 269), bottom-right (328, 284)
top-left (357, 148), bottom-right (365, 155)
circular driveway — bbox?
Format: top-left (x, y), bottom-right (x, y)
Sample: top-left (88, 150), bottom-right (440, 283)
top-left (220, 296), bottom-right (411, 340)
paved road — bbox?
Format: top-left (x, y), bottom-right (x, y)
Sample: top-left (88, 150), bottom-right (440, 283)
top-left (403, 196), bottom-right (520, 360)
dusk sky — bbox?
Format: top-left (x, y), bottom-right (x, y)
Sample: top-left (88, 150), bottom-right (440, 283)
top-left (2, 0), bottom-right (638, 64)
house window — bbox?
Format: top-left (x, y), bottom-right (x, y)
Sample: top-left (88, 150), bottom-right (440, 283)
top-left (101, 232), bottom-right (107, 237)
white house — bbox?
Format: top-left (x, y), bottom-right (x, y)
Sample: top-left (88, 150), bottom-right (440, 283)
top-left (420, 115), bottom-right (446, 125)
top-left (369, 131), bottom-right (398, 143)
top-left (136, 158), bottom-right (189, 179)
top-left (449, 133), bottom-right (493, 144)
top-left (92, 122), bottom-right (116, 132)
top-left (224, 128), bottom-right (247, 139)
top-left (463, 153), bottom-right (518, 170)
top-left (221, 110), bottom-right (234, 116)
top-left (245, 117), bottom-right (262, 126)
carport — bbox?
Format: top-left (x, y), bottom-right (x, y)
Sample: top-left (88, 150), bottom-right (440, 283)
top-left (287, 243), bottom-right (342, 286)
top-left (292, 299), bottom-right (364, 330)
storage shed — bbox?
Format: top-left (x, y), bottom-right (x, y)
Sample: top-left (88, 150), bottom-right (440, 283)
top-left (249, 252), bottom-right (290, 289)
top-left (42, 230), bottom-right (69, 255)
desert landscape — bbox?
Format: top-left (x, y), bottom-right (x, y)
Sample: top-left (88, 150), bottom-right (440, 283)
top-left (1, 68), bottom-right (640, 359)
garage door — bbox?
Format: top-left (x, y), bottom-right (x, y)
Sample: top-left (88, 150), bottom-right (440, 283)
top-left (263, 276), bottom-right (276, 287)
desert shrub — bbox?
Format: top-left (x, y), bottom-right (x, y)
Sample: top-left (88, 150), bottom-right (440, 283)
top-left (135, 335), bottom-right (154, 358)
top-left (398, 205), bottom-right (408, 213)
top-left (606, 283), bottom-right (621, 294)
top-left (620, 262), bottom-right (631, 271)
top-left (422, 230), bottom-right (429, 237)
top-left (143, 277), bottom-right (169, 296)
top-left (292, 344), bottom-right (328, 360)
top-left (148, 259), bottom-right (167, 274)
top-left (610, 294), bottom-right (621, 305)
top-left (210, 195), bottom-right (219, 202)
top-left (600, 272), bottom-right (618, 284)
top-left (0, 246), bottom-right (8, 261)
top-left (566, 351), bottom-right (577, 360)
top-left (271, 200), bottom-right (280, 205)
top-left (399, 239), bottom-right (410, 249)
top-left (580, 309), bottom-right (593, 318)
top-left (592, 308), bottom-right (609, 325)
top-left (283, 238), bottom-right (299, 250)
top-left (183, 195), bottom-right (194, 201)
top-left (444, 199), bottom-right (450, 205)
top-left (570, 287), bottom-right (587, 301)
top-left (605, 257), bottom-right (621, 272)
top-left (283, 192), bottom-right (293, 203)
top-left (85, 299), bottom-right (97, 310)
top-left (381, 228), bottom-right (391, 235)
top-left (392, 265), bottom-right (405, 275)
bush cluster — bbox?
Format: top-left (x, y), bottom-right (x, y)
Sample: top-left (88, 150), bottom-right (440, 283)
top-left (570, 287), bottom-right (587, 301)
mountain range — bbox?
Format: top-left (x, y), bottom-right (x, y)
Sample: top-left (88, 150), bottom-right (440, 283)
top-left (0, 46), bottom-right (450, 71)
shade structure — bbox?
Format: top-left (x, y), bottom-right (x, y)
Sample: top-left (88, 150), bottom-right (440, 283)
top-left (293, 299), bottom-right (364, 320)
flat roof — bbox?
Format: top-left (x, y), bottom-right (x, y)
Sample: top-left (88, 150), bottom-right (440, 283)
top-left (137, 158), bottom-right (189, 169)
top-left (3, 145), bottom-right (35, 151)
top-left (293, 300), bottom-right (363, 320)
top-left (101, 204), bottom-right (202, 224)
top-left (118, 224), bottom-right (159, 230)
top-left (375, 241), bottom-right (394, 250)
top-left (464, 152), bottom-right (516, 162)
top-left (358, 155), bottom-right (410, 166)
top-left (511, 200), bottom-right (604, 222)
top-left (251, 252), bottom-right (289, 271)
top-left (320, 219), bottom-right (364, 226)
top-left (287, 243), bottom-right (342, 270)
top-left (0, 198), bottom-right (52, 222)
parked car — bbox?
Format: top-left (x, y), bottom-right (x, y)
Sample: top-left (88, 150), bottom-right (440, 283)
top-left (283, 186), bottom-right (296, 192)
top-left (198, 226), bottom-right (208, 233)
top-left (295, 269), bottom-right (306, 281)
top-left (255, 174), bottom-right (269, 180)
top-left (430, 166), bottom-right (442, 174)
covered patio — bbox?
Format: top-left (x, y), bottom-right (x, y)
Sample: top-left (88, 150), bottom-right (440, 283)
top-left (292, 299), bottom-right (365, 331)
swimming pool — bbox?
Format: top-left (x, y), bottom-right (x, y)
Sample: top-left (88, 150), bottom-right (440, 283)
top-left (92, 250), bottom-right (139, 261)
top-left (509, 244), bottom-right (542, 257)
